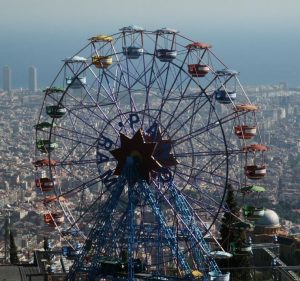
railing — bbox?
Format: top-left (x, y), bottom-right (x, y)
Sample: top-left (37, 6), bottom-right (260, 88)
top-left (220, 266), bottom-right (300, 281)
top-left (26, 272), bottom-right (87, 281)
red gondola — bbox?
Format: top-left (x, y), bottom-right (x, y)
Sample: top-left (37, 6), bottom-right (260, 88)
top-left (35, 177), bottom-right (56, 192)
top-left (234, 125), bottom-right (257, 139)
top-left (244, 165), bottom-right (267, 180)
top-left (188, 64), bottom-right (209, 77)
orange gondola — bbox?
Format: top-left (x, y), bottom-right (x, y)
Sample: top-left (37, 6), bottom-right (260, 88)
top-left (186, 42), bottom-right (212, 49)
top-left (243, 144), bottom-right (268, 152)
top-left (44, 213), bottom-right (64, 226)
top-left (234, 104), bottom-right (258, 112)
top-left (43, 195), bottom-right (66, 205)
top-left (234, 104), bottom-right (258, 140)
top-left (186, 42), bottom-right (211, 78)
top-left (33, 159), bottom-right (58, 168)
top-left (243, 144), bottom-right (268, 180)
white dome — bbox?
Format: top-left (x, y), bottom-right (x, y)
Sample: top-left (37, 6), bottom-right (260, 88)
top-left (255, 209), bottom-right (280, 228)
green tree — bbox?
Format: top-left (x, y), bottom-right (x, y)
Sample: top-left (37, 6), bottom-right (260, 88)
top-left (219, 184), bottom-right (240, 251)
top-left (294, 249), bottom-right (300, 265)
top-left (9, 231), bottom-right (19, 264)
top-left (43, 237), bottom-right (49, 251)
top-left (119, 249), bottom-right (128, 262)
top-left (219, 185), bottom-right (252, 280)
top-left (43, 237), bottom-right (52, 262)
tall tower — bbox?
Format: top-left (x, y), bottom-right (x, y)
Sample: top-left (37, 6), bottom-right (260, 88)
top-left (28, 66), bottom-right (37, 92)
top-left (3, 65), bottom-right (12, 92)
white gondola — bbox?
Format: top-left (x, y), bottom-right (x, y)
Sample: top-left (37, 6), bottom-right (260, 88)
top-left (209, 271), bottom-right (230, 281)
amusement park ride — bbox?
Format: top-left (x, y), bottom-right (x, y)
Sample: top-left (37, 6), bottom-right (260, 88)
top-left (34, 26), bottom-right (269, 280)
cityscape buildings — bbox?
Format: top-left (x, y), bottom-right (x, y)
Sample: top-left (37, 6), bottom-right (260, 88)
top-left (0, 83), bottom-right (299, 280)
top-left (28, 66), bottom-right (37, 92)
top-left (1, 66), bottom-right (38, 92)
top-left (2, 66), bottom-right (11, 92)
top-left (1, 1), bottom-right (299, 279)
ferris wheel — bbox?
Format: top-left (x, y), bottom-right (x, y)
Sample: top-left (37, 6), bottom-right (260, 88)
top-left (34, 26), bottom-right (266, 280)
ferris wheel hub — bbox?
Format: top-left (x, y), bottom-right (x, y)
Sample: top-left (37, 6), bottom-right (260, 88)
top-left (110, 129), bottom-right (161, 184)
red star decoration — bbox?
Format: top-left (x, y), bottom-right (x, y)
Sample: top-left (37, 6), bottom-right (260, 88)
top-left (144, 127), bottom-right (178, 167)
top-left (110, 129), bottom-right (162, 183)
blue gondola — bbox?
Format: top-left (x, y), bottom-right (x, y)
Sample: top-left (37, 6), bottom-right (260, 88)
top-left (62, 245), bottom-right (80, 259)
top-left (123, 46), bottom-right (144, 59)
top-left (155, 28), bottom-right (178, 62)
top-left (120, 25), bottom-right (144, 59)
top-left (215, 90), bottom-right (237, 104)
top-left (215, 69), bottom-right (239, 76)
top-left (155, 49), bottom-right (177, 62)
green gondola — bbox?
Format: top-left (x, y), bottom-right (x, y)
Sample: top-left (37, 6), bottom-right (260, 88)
top-left (241, 185), bottom-right (266, 193)
top-left (46, 105), bottom-right (67, 118)
top-left (230, 221), bottom-right (253, 231)
top-left (243, 205), bottom-right (265, 219)
top-left (36, 140), bottom-right (58, 153)
top-left (43, 87), bottom-right (64, 94)
top-left (34, 122), bottom-right (56, 130)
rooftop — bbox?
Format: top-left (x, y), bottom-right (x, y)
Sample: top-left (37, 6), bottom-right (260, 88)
top-left (255, 209), bottom-right (280, 228)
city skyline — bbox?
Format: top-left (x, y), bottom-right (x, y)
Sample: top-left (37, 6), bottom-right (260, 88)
top-left (28, 66), bottom-right (37, 92)
top-left (1, 66), bottom-right (39, 91)
top-left (2, 66), bottom-right (11, 92)
top-left (0, 0), bottom-right (300, 88)
top-left (0, 72), bottom-right (299, 277)
top-left (0, 2), bottom-right (300, 276)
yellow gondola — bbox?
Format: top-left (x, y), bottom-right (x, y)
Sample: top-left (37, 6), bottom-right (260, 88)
top-left (92, 55), bottom-right (113, 69)
top-left (89, 35), bottom-right (113, 42)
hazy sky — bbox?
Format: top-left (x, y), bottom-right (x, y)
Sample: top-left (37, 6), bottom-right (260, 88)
top-left (1, 0), bottom-right (300, 88)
